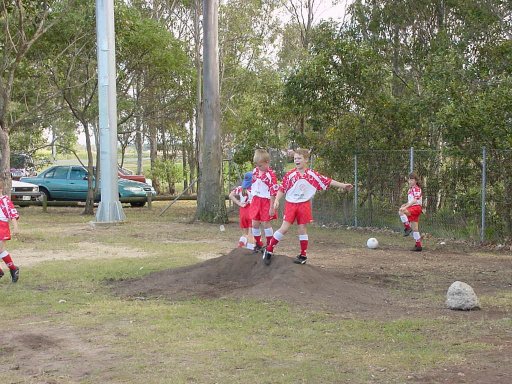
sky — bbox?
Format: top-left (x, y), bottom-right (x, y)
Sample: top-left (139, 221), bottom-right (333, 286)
top-left (308, 0), bottom-right (353, 23)
top-left (277, 0), bottom-right (353, 25)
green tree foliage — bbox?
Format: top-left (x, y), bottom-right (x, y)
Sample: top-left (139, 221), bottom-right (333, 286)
top-left (0, 0), bottom-right (68, 191)
top-left (219, 0), bottom-right (285, 166)
top-left (281, 0), bottom-right (511, 238)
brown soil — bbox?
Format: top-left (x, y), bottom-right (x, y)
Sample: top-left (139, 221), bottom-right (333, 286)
top-left (113, 247), bottom-right (403, 318)
top-left (111, 232), bottom-right (512, 383)
top-left (5, 208), bottom-right (512, 383)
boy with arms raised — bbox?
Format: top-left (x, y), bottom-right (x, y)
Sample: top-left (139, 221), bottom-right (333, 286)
top-left (263, 149), bottom-right (353, 265)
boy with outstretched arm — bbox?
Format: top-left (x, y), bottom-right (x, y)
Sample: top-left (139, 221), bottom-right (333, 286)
top-left (263, 149), bottom-right (353, 265)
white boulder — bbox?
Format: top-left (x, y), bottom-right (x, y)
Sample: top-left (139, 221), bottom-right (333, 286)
top-left (446, 281), bottom-right (480, 310)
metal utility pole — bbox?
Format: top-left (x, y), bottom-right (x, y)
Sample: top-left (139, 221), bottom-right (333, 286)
top-left (95, 0), bottom-right (126, 223)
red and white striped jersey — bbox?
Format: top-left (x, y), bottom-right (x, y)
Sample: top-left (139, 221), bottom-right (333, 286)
top-left (231, 186), bottom-right (252, 205)
top-left (280, 168), bottom-right (332, 203)
top-left (0, 195), bottom-right (19, 222)
top-left (251, 167), bottom-right (278, 199)
top-left (407, 185), bottom-right (422, 206)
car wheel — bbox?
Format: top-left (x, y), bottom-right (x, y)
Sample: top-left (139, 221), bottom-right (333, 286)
top-left (39, 188), bottom-right (51, 201)
top-left (130, 202), bottom-right (145, 207)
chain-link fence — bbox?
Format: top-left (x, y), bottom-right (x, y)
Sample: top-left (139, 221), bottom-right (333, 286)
top-left (312, 147), bottom-right (512, 243)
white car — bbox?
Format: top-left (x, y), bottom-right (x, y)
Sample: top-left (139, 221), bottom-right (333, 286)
top-left (11, 179), bottom-right (40, 202)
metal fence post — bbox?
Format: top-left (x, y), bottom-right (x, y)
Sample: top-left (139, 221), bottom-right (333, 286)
top-left (481, 146), bottom-right (487, 243)
top-left (146, 191), bottom-right (152, 209)
top-left (409, 147), bottom-right (414, 173)
top-left (42, 193), bottom-right (48, 213)
top-left (354, 154), bottom-right (358, 227)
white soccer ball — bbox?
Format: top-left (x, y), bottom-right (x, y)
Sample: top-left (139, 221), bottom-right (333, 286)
top-left (367, 237), bottom-right (379, 249)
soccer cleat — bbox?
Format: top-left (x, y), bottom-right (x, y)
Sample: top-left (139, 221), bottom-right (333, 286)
top-left (293, 255), bottom-right (308, 265)
top-left (253, 244), bottom-right (265, 253)
top-left (10, 267), bottom-right (19, 283)
top-left (403, 227), bottom-right (413, 237)
top-left (410, 246), bottom-right (423, 252)
top-left (262, 249), bottom-right (273, 265)
top-left (0, 269), bottom-right (4, 279)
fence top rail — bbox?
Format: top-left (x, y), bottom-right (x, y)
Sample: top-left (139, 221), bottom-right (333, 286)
top-left (353, 148), bottom-right (512, 155)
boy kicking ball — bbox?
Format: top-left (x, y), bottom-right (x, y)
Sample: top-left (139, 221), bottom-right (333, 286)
top-left (263, 149), bottom-right (353, 265)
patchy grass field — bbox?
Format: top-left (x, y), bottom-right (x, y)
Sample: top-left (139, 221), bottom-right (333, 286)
top-left (1, 202), bottom-right (511, 383)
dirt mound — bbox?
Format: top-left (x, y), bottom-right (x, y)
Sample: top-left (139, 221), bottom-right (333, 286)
top-left (113, 248), bottom-right (400, 317)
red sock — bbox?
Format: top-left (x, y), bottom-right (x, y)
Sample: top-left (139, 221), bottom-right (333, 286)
top-left (415, 241), bottom-right (422, 247)
top-left (2, 254), bottom-right (16, 270)
top-left (267, 237), bottom-right (280, 252)
top-left (254, 235), bottom-right (263, 247)
top-left (299, 235), bottom-right (308, 257)
top-left (300, 240), bottom-right (308, 256)
top-left (404, 223), bottom-right (411, 230)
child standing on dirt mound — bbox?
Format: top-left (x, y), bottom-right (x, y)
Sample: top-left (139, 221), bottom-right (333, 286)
top-left (263, 149), bottom-right (353, 265)
top-left (229, 171), bottom-right (255, 250)
top-left (0, 179), bottom-right (20, 282)
top-left (399, 172), bottom-right (423, 252)
top-left (250, 149), bottom-right (279, 252)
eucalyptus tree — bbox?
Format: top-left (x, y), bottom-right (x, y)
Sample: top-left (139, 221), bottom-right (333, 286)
top-left (32, 1), bottom-right (99, 214)
top-left (126, 0), bottom-right (198, 193)
top-left (30, 1), bottom-right (191, 213)
top-left (218, 0), bottom-right (284, 159)
top-left (278, 0), bottom-right (344, 137)
top-left (196, 0), bottom-right (227, 223)
top-left (283, 22), bottom-right (400, 161)
top-left (0, 0), bottom-right (71, 193)
top-left (348, 0), bottom-right (512, 149)
top-left (347, 0), bottom-right (512, 224)
top-left (115, 4), bottom-right (193, 194)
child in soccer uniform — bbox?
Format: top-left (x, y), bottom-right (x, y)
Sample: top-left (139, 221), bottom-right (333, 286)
top-left (0, 180), bottom-right (20, 282)
top-left (263, 149), bottom-right (353, 265)
top-left (399, 172), bottom-right (423, 251)
top-left (250, 149), bottom-right (279, 252)
top-left (229, 171), bottom-right (255, 250)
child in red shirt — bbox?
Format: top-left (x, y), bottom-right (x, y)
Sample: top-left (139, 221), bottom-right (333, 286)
top-left (249, 149), bottom-right (279, 252)
top-left (228, 171), bottom-right (255, 250)
top-left (263, 149), bottom-right (353, 265)
top-left (0, 180), bottom-right (20, 282)
top-left (399, 172), bottom-right (423, 251)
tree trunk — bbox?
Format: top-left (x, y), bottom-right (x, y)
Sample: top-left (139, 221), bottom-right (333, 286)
top-left (0, 128), bottom-right (12, 196)
top-left (83, 122), bottom-right (96, 215)
top-left (149, 122), bottom-right (160, 193)
top-left (135, 114), bottom-right (143, 175)
top-left (196, 0), bottom-right (227, 223)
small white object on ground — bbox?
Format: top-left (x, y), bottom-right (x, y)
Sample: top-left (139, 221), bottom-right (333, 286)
top-left (366, 237), bottom-right (379, 249)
